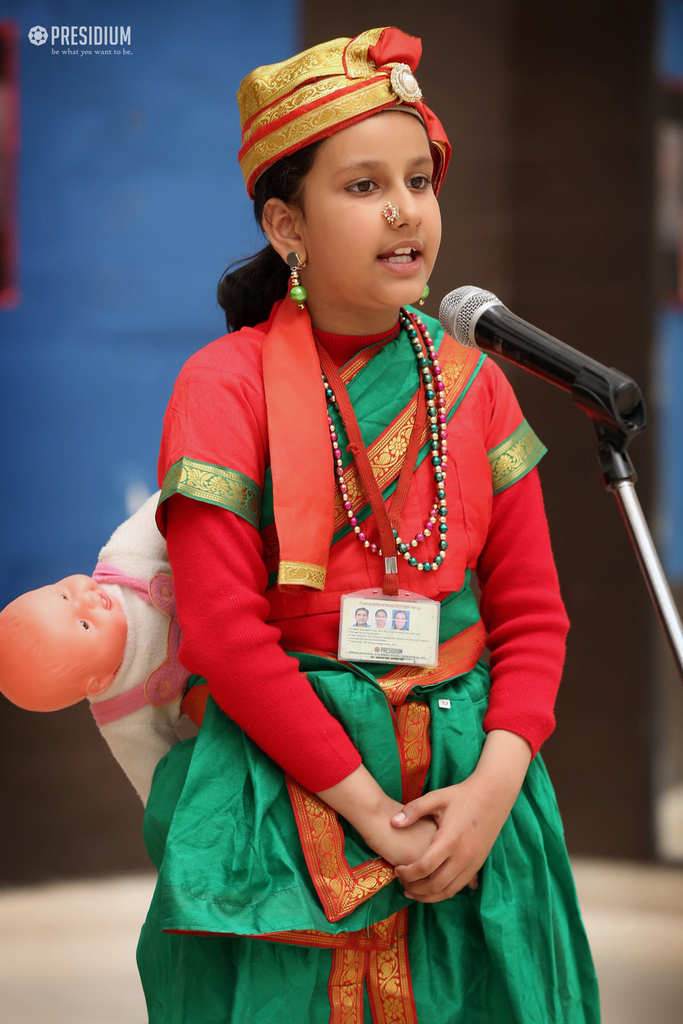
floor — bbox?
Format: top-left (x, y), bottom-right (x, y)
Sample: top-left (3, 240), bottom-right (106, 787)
top-left (0, 859), bottom-right (682, 1023)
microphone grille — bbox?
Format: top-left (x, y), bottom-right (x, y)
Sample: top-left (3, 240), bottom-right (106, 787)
top-left (439, 286), bottom-right (501, 346)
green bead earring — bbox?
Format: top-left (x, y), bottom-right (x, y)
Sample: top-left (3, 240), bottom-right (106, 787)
top-left (287, 252), bottom-right (307, 309)
top-left (418, 283), bottom-right (430, 306)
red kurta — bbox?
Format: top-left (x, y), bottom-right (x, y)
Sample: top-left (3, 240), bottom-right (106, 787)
top-left (158, 315), bottom-right (568, 792)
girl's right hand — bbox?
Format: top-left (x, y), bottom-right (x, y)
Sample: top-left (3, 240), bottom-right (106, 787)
top-left (361, 808), bottom-right (438, 867)
top-left (316, 763), bottom-right (436, 865)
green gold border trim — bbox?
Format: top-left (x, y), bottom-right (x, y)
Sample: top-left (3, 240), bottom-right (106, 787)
top-left (159, 457), bottom-right (261, 528)
top-left (277, 560), bottom-right (327, 591)
top-left (488, 419), bottom-right (547, 495)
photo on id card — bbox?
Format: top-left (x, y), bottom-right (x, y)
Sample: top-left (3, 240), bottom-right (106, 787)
top-left (338, 589), bottom-right (440, 667)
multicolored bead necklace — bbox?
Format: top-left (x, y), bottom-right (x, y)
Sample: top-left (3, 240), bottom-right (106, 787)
top-left (322, 309), bottom-right (449, 573)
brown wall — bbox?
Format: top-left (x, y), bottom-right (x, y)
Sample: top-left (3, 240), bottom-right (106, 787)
top-left (306, 0), bottom-right (657, 857)
top-left (506, 2), bottom-right (656, 857)
top-left (0, 701), bottom-right (149, 884)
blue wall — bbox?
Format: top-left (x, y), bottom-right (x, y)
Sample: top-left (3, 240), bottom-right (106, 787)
top-left (657, 310), bottom-right (683, 581)
top-left (660, 0), bottom-right (683, 78)
top-left (658, 0), bottom-right (683, 583)
top-left (0, 0), bottom-right (299, 607)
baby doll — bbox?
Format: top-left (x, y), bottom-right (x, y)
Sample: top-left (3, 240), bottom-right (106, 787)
top-left (0, 492), bottom-right (188, 804)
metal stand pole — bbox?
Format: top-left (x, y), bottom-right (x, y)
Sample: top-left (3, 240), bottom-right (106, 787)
top-left (594, 434), bottom-right (683, 684)
top-left (611, 480), bottom-right (683, 682)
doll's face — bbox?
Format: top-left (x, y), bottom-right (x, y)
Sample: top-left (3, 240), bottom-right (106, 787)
top-left (46, 575), bottom-right (128, 683)
top-left (265, 110), bottom-right (442, 334)
top-left (0, 575), bottom-right (127, 711)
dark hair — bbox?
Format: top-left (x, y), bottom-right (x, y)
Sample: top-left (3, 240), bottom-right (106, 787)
top-left (217, 141), bottom-right (324, 331)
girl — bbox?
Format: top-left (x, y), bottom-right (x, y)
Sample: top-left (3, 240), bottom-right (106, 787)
top-left (139, 27), bottom-right (600, 1023)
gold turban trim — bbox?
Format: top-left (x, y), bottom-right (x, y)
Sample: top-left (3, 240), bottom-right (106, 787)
top-left (237, 27), bottom-right (451, 198)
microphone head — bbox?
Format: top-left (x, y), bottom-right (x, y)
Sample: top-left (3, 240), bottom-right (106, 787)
top-left (438, 286), bottom-right (503, 346)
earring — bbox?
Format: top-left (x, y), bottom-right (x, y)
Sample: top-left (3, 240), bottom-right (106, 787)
top-left (382, 201), bottom-right (399, 226)
top-left (287, 252), bottom-right (307, 309)
top-left (418, 283), bottom-right (430, 306)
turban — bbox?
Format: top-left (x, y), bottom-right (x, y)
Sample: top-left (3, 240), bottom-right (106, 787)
top-left (237, 27), bottom-right (451, 198)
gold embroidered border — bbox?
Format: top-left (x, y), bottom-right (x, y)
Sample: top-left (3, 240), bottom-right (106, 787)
top-left (367, 909), bottom-right (418, 1024)
top-left (431, 140), bottom-right (448, 172)
top-left (241, 78), bottom-right (393, 187)
top-left (238, 38), bottom-right (349, 128)
top-left (159, 457), bottom-right (261, 529)
top-left (243, 77), bottom-right (363, 146)
top-left (488, 419), bottom-right (547, 495)
top-left (343, 28), bottom-right (384, 77)
top-left (239, 29), bottom-right (385, 130)
top-left (338, 339), bottom-right (392, 387)
top-left (332, 339), bottom-right (481, 531)
top-left (254, 914), bottom-right (398, 952)
top-left (286, 777), bottom-right (395, 923)
top-left (328, 946), bottom-right (368, 1024)
top-left (397, 703), bottom-right (431, 804)
top-left (378, 619), bottom-right (487, 705)
top-left (277, 560), bottom-right (327, 592)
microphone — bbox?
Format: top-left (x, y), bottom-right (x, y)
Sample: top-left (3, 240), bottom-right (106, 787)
top-left (438, 286), bottom-right (646, 434)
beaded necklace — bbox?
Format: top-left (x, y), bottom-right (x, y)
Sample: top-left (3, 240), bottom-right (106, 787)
top-left (322, 309), bottom-right (449, 574)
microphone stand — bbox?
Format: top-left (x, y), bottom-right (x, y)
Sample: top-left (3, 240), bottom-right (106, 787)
top-left (571, 374), bottom-right (683, 683)
top-left (440, 288), bottom-right (683, 680)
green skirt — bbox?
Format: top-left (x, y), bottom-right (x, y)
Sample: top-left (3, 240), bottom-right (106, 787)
top-left (137, 586), bottom-right (600, 1023)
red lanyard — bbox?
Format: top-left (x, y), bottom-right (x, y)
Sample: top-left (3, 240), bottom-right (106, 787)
top-left (316, 339), bottom-right (428, 596)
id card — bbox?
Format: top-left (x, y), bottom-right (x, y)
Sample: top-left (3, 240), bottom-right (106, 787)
top-left (338, 589), bottom-right (441, 667)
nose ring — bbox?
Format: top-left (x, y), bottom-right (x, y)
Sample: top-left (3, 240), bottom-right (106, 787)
top-left (382, 201), bottom-right (399, 226)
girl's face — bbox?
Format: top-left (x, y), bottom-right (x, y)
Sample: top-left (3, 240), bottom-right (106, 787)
top-left (268, 111), bottom-right (442, 334)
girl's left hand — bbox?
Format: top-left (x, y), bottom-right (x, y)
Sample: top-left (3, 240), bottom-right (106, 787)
top-left (391, 729), bottom-right (532, 902)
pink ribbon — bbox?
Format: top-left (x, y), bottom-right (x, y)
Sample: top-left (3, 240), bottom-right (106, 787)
top-left (93, 562), bottom-right (153, 603)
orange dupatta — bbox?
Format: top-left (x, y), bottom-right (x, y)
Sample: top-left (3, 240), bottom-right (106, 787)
top-left (260, 296), bottom-right (336, 592)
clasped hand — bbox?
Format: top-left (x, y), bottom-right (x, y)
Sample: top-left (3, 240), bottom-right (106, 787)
top-left (389, 778), bottom-right (495, 902)
top-left (317, 731), bottom-right (531, 904)
top-left (389, 731), bottom-right (532, 902)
